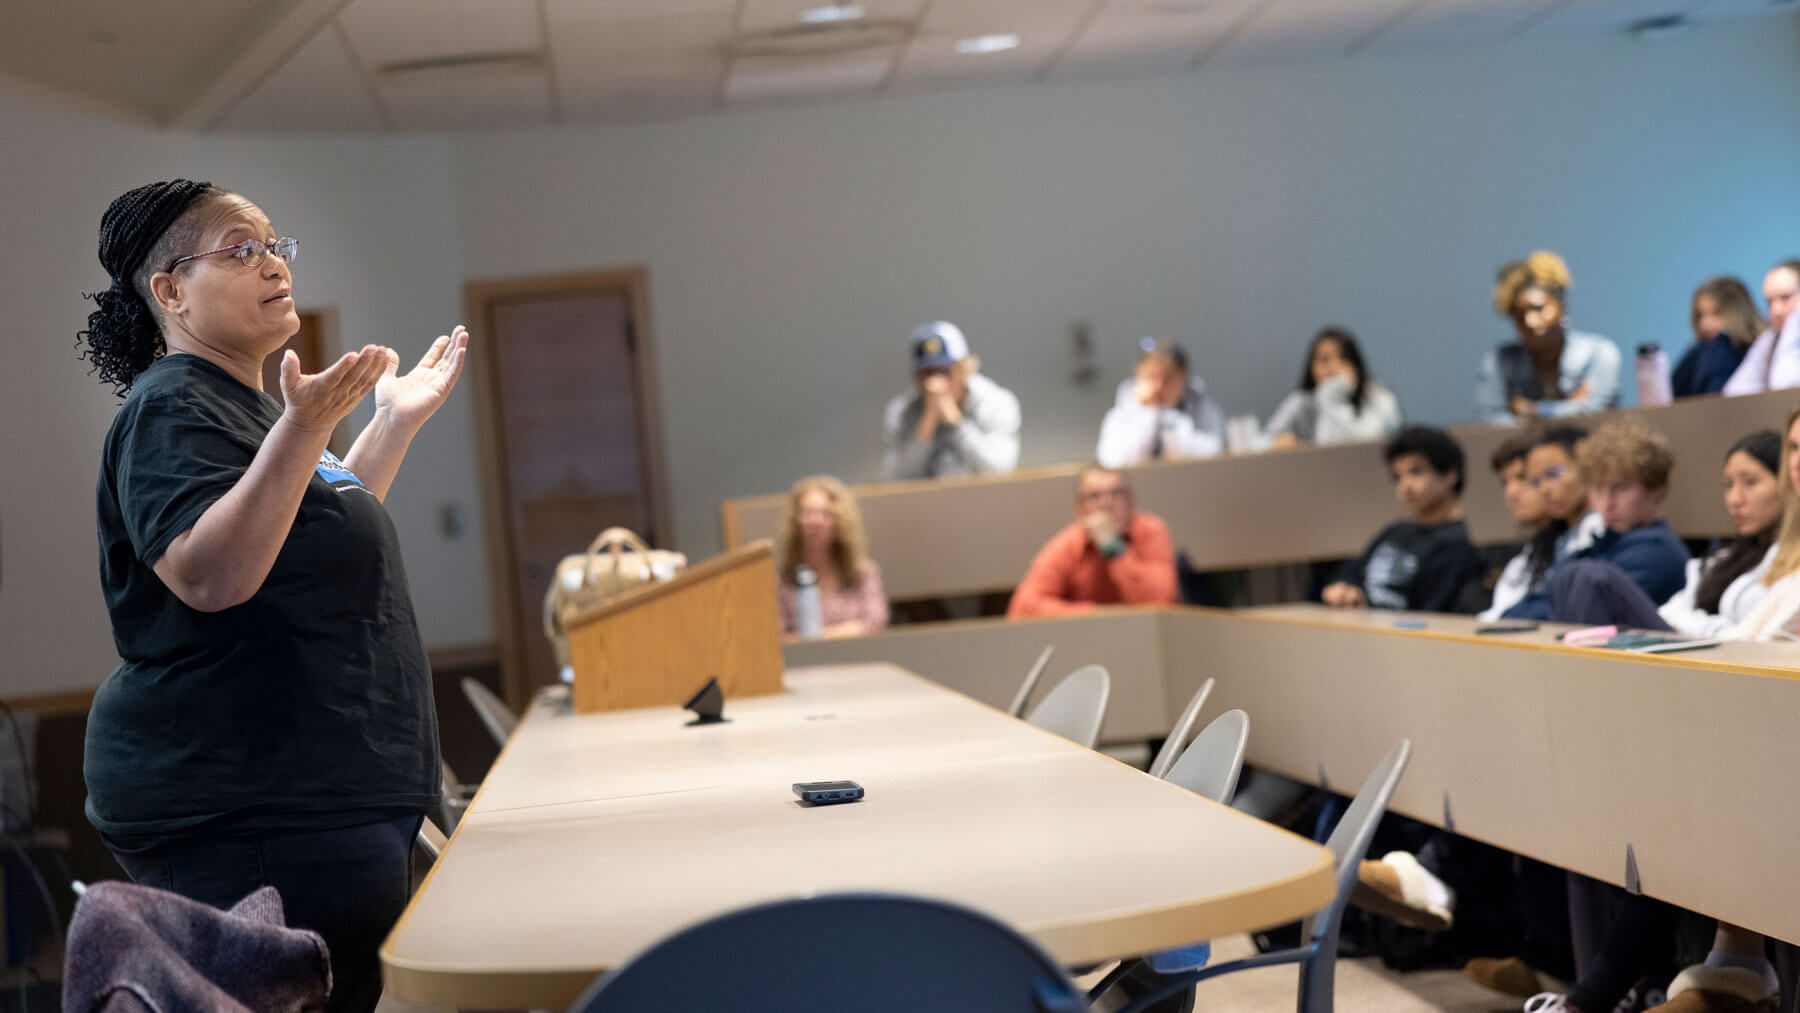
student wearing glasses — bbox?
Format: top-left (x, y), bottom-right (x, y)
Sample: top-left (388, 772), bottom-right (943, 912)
top-left (1006, 465), bottom-right (1177, 617)
top-left (1475, 251), bottom-right (1621, 425)
top-left (78, 180), bottom-right (466, 1012)
top-left (1503, 422), bottom-right (1689, 621)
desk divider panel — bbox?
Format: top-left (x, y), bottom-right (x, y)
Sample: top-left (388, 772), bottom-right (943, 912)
top-left (792, 606), bottom-right (1800, 945)
top-left (725, 389), bottom-right (1800, 600)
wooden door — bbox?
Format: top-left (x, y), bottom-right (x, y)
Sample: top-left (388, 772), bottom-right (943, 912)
top-left (474, 273), bottom-right (667, 705)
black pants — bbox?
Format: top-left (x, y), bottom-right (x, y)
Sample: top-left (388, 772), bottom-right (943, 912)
top-left (111, 814), bottom-right (421, 1013)
top-left (1548, 559), bottom-right (1674, 629)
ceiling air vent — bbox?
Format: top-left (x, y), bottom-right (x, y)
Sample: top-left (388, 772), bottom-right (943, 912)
top-left (725, 20), bottom-right (910, 59)
top-left (377, 51), bottom-right (545, 77)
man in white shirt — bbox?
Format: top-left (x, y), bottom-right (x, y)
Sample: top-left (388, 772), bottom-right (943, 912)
top-left (1721, 259), bottom-right (1800, 395)
top-left (881, 321), bottom-right (1022, 480)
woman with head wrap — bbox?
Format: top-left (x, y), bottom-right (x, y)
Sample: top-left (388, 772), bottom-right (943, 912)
top-left (77, 179), bottom-right (467, 1012)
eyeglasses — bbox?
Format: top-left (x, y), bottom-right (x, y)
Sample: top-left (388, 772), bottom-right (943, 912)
top-left (170, 236), bottom-right (298, 271)
top-left (1079, 487), bottom-right (1130, 504)
top-left (1528, 464), bottom-right (1570, 487)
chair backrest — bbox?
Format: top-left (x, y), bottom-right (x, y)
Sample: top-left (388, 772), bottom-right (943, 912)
top-left (1163, 708), bottom-right (1248, 804)
top-left (1007, 645), bottom-right (1056, 717)
top-left (569, 892), bottom-right (1084, 1013)
top-left (1023, 664), bottom-right (1111, 749)
top-left (1148, 677), bottom-right (1217, 780)
top-left (461, 677), bottom-right (518, 746)
top-left (1308, 739), bottom-right (1413, 946)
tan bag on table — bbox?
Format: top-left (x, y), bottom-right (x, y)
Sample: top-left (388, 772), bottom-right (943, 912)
top-left (542, 527), bottom-right (687, 670)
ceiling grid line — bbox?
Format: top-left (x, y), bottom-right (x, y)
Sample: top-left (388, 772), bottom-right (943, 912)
top-left (873, 0), bottom-right (936, 95)
top-left (1188, 0), bottom-right (1282, 71)
top-left (330, 16), bottom-right (396, 131)
top-left (533, 0), bottom-right (564, 124)
top-left (1031, 0), bottom-right (1113, 84)
top-left (1345, 0), bottom-right (1436, 56)
top-left (713, 0), bottom-right (750, 111)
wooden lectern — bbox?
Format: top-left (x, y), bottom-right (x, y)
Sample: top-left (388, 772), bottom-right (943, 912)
top-left (562, 540), bottom-right (784, 713)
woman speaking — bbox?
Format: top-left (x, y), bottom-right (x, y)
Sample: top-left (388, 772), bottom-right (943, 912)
top-left (78, 179), bottom-right (466, 1011)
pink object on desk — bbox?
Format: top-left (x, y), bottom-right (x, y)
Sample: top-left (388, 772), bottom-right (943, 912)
top-left (1561, 624), bottom-right (1618, 645)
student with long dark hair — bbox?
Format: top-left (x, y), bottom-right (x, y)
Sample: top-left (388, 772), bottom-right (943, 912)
top-left (1266, 327), bottom-right (1403, 446)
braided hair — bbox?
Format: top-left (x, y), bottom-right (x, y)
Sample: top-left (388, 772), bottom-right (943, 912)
top-left (78, 179), bottom-right (228, 396)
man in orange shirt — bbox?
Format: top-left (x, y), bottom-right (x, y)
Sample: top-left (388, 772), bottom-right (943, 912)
top-left (1007, 465), bottom-right (1178, 617)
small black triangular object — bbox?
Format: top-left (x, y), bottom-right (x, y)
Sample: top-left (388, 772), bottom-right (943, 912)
top-left (684, 676), bottom-right (728, 726)
top-left (1624, 843), bottom-right (1642, 895)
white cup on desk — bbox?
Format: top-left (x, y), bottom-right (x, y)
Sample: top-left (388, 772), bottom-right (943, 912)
top-left (1225, 415), bottom-right (1266, 455)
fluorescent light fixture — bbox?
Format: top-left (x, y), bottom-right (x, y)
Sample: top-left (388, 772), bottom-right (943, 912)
top-left (955, 33), bottom-right (1022, 55)
top-left (798, 4), bottom-right (865, 23)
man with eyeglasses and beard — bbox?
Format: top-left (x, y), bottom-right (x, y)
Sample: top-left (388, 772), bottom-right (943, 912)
top-left (1006, 465), bottom-right (1177, 618)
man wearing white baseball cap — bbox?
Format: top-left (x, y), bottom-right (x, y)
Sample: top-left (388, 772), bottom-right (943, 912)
top-left (881, 321), bottom-right (1022, 480)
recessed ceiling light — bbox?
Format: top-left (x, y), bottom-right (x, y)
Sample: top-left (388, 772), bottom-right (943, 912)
top-left (955, 33), bottom-right (1022, 55)
top-left (798, 4), bottom-right (865, 24)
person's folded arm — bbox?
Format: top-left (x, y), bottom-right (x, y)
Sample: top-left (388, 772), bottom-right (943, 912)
top-left (1105, 519), bottom-right (1178, 605)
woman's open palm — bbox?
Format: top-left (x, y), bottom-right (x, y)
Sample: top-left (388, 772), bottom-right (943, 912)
top-left (376, 325), bottom-right (469, 431)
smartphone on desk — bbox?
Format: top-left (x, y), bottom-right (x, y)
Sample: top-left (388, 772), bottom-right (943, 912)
top-left (1475, 620), bottom-right (1538, 635)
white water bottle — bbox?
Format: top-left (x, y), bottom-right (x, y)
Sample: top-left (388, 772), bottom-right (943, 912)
top-left (794, 565), bottom-right (823, 639)
top-left (1636, 344), bottom-right (1672, 406)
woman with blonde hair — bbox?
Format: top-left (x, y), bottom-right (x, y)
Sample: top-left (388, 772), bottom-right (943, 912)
top-left (1671, 276), bottom-right (1766, 398)
top-left (1475, 251), bottom-right (1622, 425)
top-left (776, 475), bottom-right (889, 639)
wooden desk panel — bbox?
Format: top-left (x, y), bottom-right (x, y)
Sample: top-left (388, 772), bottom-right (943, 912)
top-left (779, 607), bottom-right (1800, 944)
top-left (723, 390), bottom-right (1800, 599)
top-left (382, 664), bottom-right (1335, 1008)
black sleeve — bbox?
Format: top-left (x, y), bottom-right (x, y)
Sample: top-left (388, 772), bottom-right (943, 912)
top-left (1334, 529), bottom-right (1386, 592)
top-left (1406, 538), bottom-right (1486, 613)
top-left (112, 391), bottom-right (258, 566)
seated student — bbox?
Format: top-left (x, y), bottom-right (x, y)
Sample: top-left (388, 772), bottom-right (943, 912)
top-left (1654, 429), bottom-right (1783, 635)
top-left (1672, 276), bottom-right (1766, 398)
top-left (1321, 427), bottom-right (1484, 612)
top-left (882, 321), bottom-right (1021, 480)
top-left (775, 475), bottom-right (889, 639)
top-left (1475, 251), bottom-right (1622, 425)
top-left (1006, 465), bottom-right (1177, 617)
top-left (1510, 421), bottom-right (1690, 621)
top-left (1479, 431), bottom-right (1552, 620)
top-left (1266, 327), bottom-right (1403, 447)
top-left (1720, 259), bottom-right (1800, 396)
top-left (1095, 337), bottom-right (1225, 467)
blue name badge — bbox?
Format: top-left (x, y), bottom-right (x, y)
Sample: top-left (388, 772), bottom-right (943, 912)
top-left (315, 449), bottom-right (367, 491)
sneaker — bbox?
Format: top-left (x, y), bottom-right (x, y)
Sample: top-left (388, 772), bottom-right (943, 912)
top-left (1348, 851), bottom-right (1454, 932)
top-left (1526, 994), bottom-right (1573, 1012)
top-left (1643, 963), bottom-right (1779, 1013)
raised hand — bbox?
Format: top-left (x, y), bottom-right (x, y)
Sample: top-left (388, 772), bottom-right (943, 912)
top-left (280, 344), bottom-right (389, 433)
top-left (374, 326), bottom-right (469, 433)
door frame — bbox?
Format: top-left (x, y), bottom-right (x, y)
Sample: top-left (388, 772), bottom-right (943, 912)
top-left (464, 267), bottom-right (670, 711)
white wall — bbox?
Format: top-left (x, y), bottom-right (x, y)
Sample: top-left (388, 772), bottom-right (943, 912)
top-left (7, 15), bottom-right (1800, 696)
top-left (1, 94), bottom-right (489, 697)
top-left (449, 15), bottom-right (1800, 559)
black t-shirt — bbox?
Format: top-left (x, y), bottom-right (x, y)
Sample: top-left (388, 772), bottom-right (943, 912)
top-left (86, 354), bottom-right (439, 852)
top-left (1336, 519), bottom-right (1485, 613)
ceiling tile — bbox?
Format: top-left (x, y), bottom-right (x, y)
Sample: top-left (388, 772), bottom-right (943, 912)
top-left (378, 63), bottom-right (555, 130)
top-left (724, 49), bottom-right (894, 104)
top-left (737, 0), bottom-right (926, 34)
top-left (888, 0), bottom-right (1091, 91)
top-left (216, 26), bottom-right (387, 132)
top-left (340, 0), bottom-right (543, 68)
top-left (1359, 0), bottom-right (1554, 53)
top-left (1050, 0), bottom-right (1266, 81)
top-left (1527, 0), bottom-right (1711, 34)
top-left (547, 2), bottom-right (729, 116)
top-left (1206, 0), bottom-right (1419, 67)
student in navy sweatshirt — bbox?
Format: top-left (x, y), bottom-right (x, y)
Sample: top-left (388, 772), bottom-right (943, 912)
top-left (1505, 421), bottom-right (1690, 621)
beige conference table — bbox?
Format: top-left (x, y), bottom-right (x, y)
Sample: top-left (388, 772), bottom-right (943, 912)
top-left (787, 605), bottom-right (1800, 946)
top-left (381, 664), bottom-right (1336, 1009)
top-left (723, 389), bottom-right (1800, 600)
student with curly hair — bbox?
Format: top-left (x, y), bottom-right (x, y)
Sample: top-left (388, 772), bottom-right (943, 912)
top-left (78, 179), bottom-right (466, 1012)
top-left (1672, 276), bottom-right (1766, 398)
top-left (1475, 251), bottom-right (1622, 425)
top-left (775, 475), bottom-right (889, 639)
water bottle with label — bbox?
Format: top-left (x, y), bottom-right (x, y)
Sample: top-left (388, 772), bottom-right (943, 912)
top-left (794, 565), bottom-right (824, 639)
top-left (1636, 344), bottom-right (1672, 406)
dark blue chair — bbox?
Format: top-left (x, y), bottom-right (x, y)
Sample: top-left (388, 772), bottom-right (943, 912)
top-left (568, 892), bottom-right (1085, 1012)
